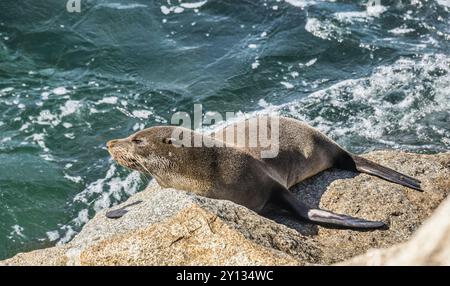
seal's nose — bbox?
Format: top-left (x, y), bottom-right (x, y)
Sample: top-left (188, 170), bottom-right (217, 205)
top-left (107, 139), bottom-right (118, 148)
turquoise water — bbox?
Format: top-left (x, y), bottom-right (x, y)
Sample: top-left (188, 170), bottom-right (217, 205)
top-left (0, 0), bottom-right (449, 259)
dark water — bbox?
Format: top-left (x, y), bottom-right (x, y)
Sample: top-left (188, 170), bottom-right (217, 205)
top-left (0, 0), bottom-right (449, 259)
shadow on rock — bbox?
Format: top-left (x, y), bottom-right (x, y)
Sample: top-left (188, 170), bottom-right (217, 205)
top-left (262, 169), bottom-right (358, 236)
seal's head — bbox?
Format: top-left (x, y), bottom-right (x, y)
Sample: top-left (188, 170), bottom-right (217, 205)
top-left (107, 126), bottom-right (191, 177)
top-left (108, 125), bottom-right (223, 192)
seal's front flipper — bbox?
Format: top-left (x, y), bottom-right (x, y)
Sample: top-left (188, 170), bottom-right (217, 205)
top-left (351, 155), bottom-right (423, 192)
top-left (271, 188), bottom-right (386, 229)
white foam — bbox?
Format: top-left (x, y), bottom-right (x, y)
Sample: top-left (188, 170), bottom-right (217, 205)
top-left (281, 54), bottom-right (450, 150)
top-left (73, 209), bottom-right (89, 226)
top-left (73, 165), bottom-right (117, 204)
top-left (88, 169), bottom-right (142, 212)
top-left (1, 137), bottom-right (11, 143)
top-left (133, 123), bottom-right (145, 131)
top-left (248, 44), bottom-right (258, 49)
top-left (389, 27), bottom-right (415, 35)
top-left (41, 91), bottom-right (50, 100)
top-left (9, 225), bottom-right (25, 239)
top-left (366, 3), bottom-right (387, 17)
top-left (64, 174), bottom-right (82, 183)
top-left (153, 115), bottom-right (168, 123)
top-left (437, 0), bottom-right (450, 7)
top-left (334, 11), bottom-right (368, 22)
top-left (40, 153), bottom-right (55, 161)
top-left (58, 225), bottom-right (76, 244)
top-left (132, 110), bottom-right (153, 119)
top-left (285, 0), bottom-right (315, 8)
top-left (27, 99), bottom-right (82, 152)
top-left (46, 230), bottom-right (60, 242)
top-left (161, 1), bottom-right (206, 15)
top-left (29, 133), bottom-right (49, 152)
top-left (334, 2), bottom-right (386, 23)
top-left (251, 60), bottom-right (260, 69)
top-left (173, 7), bottom-right (184, 13)
top-left (305, 18), bottom-right (346, 41)
top-left (52, 87), bottom-right (69, 95)
top-left (0, 87), bottom-right (14, 94)
top-left (305, 58), bottom-right (317, 67)
top-left (73, 164), bottom-right (142, 212)
top-left (98, 3), bottom-right (147, 9)
top-left (62, 122), bottom-right (73, 128)
top-left (180, 1), bottom-right (207, 9)
top-left (161, 5), bottom-right (171, 14)
top-left (258, 98), bottom-right (269, 108)
top-left (280, 81), bottom-right (294, 89)
top-left (97, 96), bottom-right (118, 105)
top-left (197, 54), bottom-right (449, 154)
top-left (60, 100), bottom-right (81, 117)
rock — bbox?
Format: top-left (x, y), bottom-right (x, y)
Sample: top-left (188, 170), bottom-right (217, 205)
top-left (2, 184), bottom-right (319, 266)
top-left (339, 194), bottom-right (450, 266)
top-left (276, 151), bottom-right (450, 263)
top-left (79, 205), bottom-right (302, 266)
top-left (1, 151), bottom-right (449, 266)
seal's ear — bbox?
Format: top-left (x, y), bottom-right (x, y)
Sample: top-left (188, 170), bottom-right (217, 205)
top-left (163, 137), bottom-right (184, 147)
top-left (162, 137), bottom-right (175, 144)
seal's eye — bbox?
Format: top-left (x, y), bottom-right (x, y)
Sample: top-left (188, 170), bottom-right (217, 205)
top-left (132, 138), bottom-right (145, 145)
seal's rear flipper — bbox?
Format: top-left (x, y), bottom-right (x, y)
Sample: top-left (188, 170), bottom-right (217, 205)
top-left (351, 155), bottom-right (423, 192)
top-left (272, 188), bottom-right (386, 229)
top-left (306, 209), bottom-right (386, 229)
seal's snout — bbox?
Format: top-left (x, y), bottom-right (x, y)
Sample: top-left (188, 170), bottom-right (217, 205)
top-left (107, 139), bottom-right (118, 149)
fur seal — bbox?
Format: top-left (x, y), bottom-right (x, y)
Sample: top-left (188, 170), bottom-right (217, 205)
top-left (106, 116), bottom-right (422, 229)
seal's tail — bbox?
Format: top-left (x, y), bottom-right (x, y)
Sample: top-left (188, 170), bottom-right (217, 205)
top-left (272, 188), bottom-right (386, 229)
top-left (350, 155), bottom-right (423, 192)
